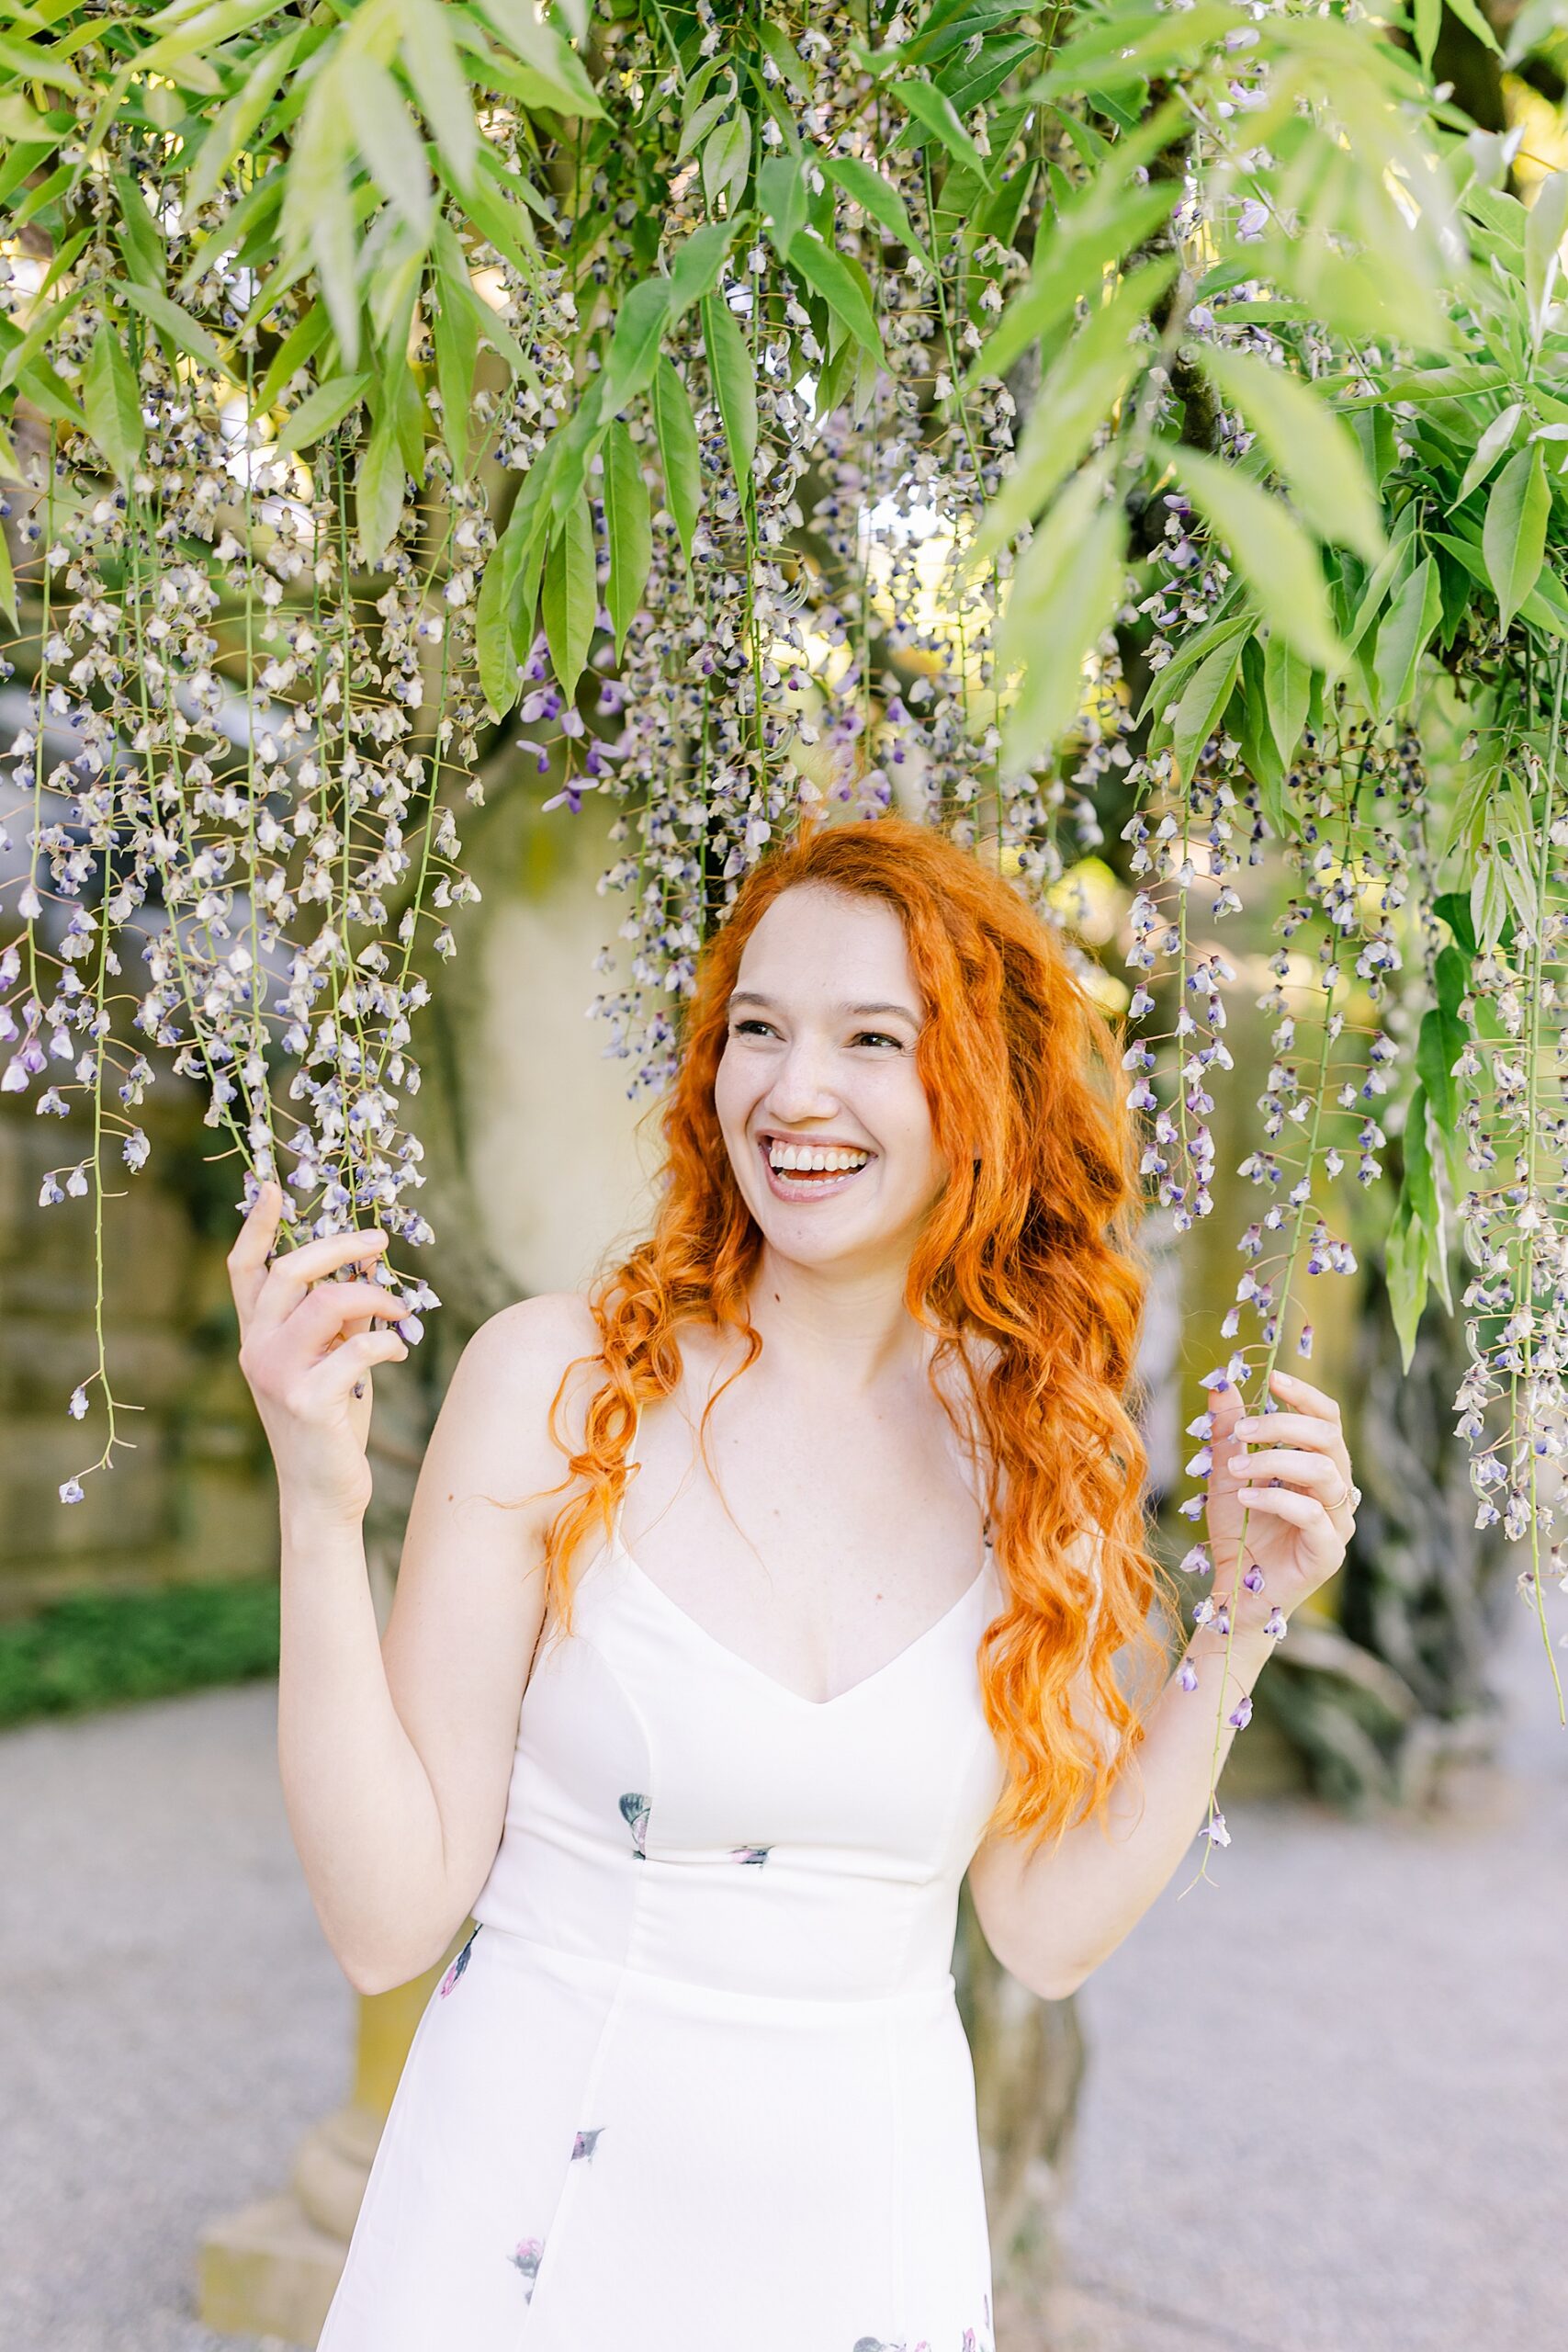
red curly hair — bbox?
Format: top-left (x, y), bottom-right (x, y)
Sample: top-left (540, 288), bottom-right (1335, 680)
top-left (543, 819), bottom-right (1171, 1856)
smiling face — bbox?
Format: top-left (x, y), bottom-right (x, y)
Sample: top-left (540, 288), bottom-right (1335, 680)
top-left (713, 883), bottom-right (950, 1276)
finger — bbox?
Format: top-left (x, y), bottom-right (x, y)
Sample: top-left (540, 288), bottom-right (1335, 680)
top-left (250, 1230), bottom-right (391, 1337)
top-left (1237, 1486), bottom-right (1348, 1553)
top-left (1267, 1370), bottom-right (1342, 1426)
top-left (1232, 1411), bottom-right (1342, 1450)
top-left (301, 1324), bottom-right (408, 1405)
top-left (1203, 1380), bottom-right (1247, 1433)
top-left (290, 1281), bottom-right (406, 1351)
top-left (1224, 1447), bottom-right (1348, 1494)
top-left (227, 1180), bottom-right (285, 1325)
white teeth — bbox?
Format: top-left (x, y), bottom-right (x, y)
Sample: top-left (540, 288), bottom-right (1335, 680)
top-left (766, 1140), bottom-right (870, 1175)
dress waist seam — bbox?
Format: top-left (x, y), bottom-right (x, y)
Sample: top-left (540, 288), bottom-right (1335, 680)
top-left (467, 1917), bottom-right (959, 2019)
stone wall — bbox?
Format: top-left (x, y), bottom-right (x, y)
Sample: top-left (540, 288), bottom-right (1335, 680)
top-left (0, 1083), bottom-right (275, 1616)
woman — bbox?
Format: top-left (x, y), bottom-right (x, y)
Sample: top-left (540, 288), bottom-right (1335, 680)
top-left (229, 820), bottom-right (1359, 2350)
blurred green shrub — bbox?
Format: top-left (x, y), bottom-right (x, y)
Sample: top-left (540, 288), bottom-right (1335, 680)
top-left (0, 1579), bottom-right (280, 1727)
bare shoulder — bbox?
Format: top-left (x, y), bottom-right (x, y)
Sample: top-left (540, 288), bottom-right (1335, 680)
top-left (460, 1290), bottom-right (603, 1392)
top-left (427, 1291), bottom-right (606, 1514)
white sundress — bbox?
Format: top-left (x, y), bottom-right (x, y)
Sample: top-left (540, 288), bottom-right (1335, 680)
top-left (317, 1449), bottom-right (1010, 2352)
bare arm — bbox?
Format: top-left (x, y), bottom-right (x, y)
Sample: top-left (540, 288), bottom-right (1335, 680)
top-left (277, 1295), bottom-right (599, 1995)
top-left (229, 1187), bottom-right (601, 1995)
top-left (965, 1617), bottom-right (1275, 2000)
top-left (968, 1369), bottom-right (1358, 1999)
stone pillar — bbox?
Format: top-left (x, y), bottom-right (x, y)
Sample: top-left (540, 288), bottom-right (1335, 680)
top-left (197, 1949), bottom-right (461, 2346)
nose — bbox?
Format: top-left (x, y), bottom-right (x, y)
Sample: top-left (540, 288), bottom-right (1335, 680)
top-left (762, 1035), bottom-right (840, 1126)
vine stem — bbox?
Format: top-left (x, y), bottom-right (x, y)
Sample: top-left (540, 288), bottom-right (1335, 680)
top-left (1513, 643), bottom-right (1567, 1721)
top-left (1185, 714), bottom-right (1359, 1886)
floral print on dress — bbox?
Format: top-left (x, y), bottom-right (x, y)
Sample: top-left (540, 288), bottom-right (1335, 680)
top-left (437, 1924), bottom-right (480, 1997)
top-left (729, 1843), bottom-right (772, 1865)
top-left (619, 1791), bottom-right (650, 1859)
top-left (571, 2125), bottom-right (605, 2164)
top-left (507, 2237), bottom-right (544, 2301)
top-left (851, 2328), bottom-right (987, 2351)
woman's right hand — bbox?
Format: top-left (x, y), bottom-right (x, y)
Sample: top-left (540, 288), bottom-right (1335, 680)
top-left (228, 1178), bottom-right (410, 1526)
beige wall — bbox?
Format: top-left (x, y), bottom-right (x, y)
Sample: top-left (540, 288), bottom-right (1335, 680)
top-left (465, 807), bottom-right (655, 1299)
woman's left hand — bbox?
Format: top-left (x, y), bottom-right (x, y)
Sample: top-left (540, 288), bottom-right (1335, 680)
top-left (1202, 1369), bottom-right (1359, 1634)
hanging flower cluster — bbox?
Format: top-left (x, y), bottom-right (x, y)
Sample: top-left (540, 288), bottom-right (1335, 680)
top-left (3, 0), bottom-right (1567, 1845)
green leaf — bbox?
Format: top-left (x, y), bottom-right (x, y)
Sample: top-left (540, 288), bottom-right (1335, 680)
top-left (1412, 0), bottom-right (1441, 70)
top-left (1526, 172), bottom-right (1568, 344)
top-left (653, 354), bottom-right (701, 577)
top-left (470, 0), bottom-right (603, 115)
top-left (1134, 608), bottom-right (1250, 729)
top-left (112, 170), bottom-right (165, 291)
top-left (1433, 897), bottom-right (1478, 962)
top-left (1196, 345), bottom-right (1386, 564)
top-left (1442, 0), bottom-right (1502, 57)
top-left (1385, 1202), bottom-right (1430, 1375)
top-left (186, 24), bottom-right (307, 212)
top-left (758, 20), bottom-right (810, 96)
top-left (1233, 637), bottom-right (1284, 827)
top-left (1401, 1080), bottom-right (1439, 1231)
top-left (972, 259), bottom-right (1173, 557)
top-left (432, 226), bottom-right (478, 471)
top-left (1483, 443), bottom-right (1549, 629)
top-left (257, 305), bottom-right (331, 412)
top-left (474, 465), bottom-right (547, 715)
top-left (1471, 850), bottom-right (1512, 950)
top-left (996, 462), bottom-right (1126, 780)
top-left (1263, 628), bottom-right (1312, 765)
top-left (702, 107), bottom-right (751, 215)
top-left (665, 218), bottom-right (735, 314)
top-left (344, 55), bottom-right (434, 244)
top-left (386, 348), bottom-right (428, 479)
top-left (1416, 999), bottom-right (1467, 1145)
top-left (1371, 553), bottom-right (1441, 718)
top-left (757, 153), bottom-right (807, 257)
top-left (603, 420), bottom-right (652, 660)
top-left (1450, 400), bottom-right (1522, 512)
top-left (702, 293), bottom-right (758, 488)
top-left (889, 75), bottom-right (989, 181)
top-left (276, 371), bottom-right (371, 455)
top-left (598, 276), bottom-right (672, 417)
top-left (0, 517), bottom-right (16, 628)
top-left (1165, 443), bottom-right (1344, 673)
top-left (1034, 1), bottom-right (1242, 95)
top-left (393, 0), bottom-right (478, 190)
top-left (783, 229), bottom-right (883, 359)
top-left (1434, 946), bottom-right (1470, 1028)
top-left (118, 281), bottom-right (222, 370)
top-left (968, 177), bottom-right (1176, 387)
top-left (1438, 743), bottom-right (1502, 865)
top-left (0, 32), bottom-right (84, 92)
top-left (1168, 640), bottom-right (1243, 784)
top-left (821, 153), bottom-right (931, 266)
top-left (83, 315), bottom-right (144, 480)
top-left (355, 413), bottom-right (407, 564)
top-left (541, 490), bottom-right (596, 700)
top-left (448, 150), bottom-right (543, 285)
top-left (677, 68), bottom-right (738, 161)
top-left (285, 70), bottom-right (360, 365)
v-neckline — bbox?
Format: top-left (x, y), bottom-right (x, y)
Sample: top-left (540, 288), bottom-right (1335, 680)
top-left (610, 1531), bottom-right (996, 1713)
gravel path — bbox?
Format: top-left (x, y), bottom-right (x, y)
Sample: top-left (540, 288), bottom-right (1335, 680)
top-left (2, 1600), bottom-right (1562, 2352)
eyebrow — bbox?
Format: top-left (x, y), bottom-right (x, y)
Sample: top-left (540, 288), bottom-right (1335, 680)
top-left (728, 990), bottom-right (921, 1023)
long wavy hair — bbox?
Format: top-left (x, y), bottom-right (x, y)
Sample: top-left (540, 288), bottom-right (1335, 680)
top-left (542, 819), bottom-right (1172, 1856)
